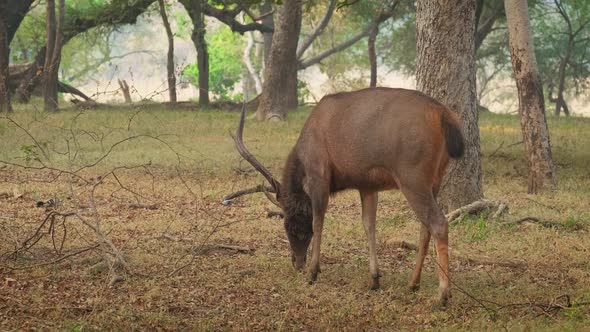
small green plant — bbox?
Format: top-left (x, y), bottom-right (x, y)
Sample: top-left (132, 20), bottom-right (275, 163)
top-left (20, 144), bottom-right (39, 165)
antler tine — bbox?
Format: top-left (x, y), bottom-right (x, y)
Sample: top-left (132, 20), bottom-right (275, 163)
top-left (232, 105), bottom-right (282, 197)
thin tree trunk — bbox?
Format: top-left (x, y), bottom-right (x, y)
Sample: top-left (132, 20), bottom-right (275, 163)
top-left (242, 14), bottom-right (262, 95)
top-left (0, 1), bottom-right (12, 112)
top-left (118, 79), bottom-right (132, 103)
top-left (181, 0), bottom-right (210, 106)
top-left (256, 0), bottom-right (302, 121)
top-left (43, 0), bottom-right (59, 112)
top-left (157, 0), bottom-right (176, 103)
top-left (555, 37), bottom-right (572, 117)
top-left (504, 0), bottom-right (556, 193)
top-left (260, 1), bottom-right (274, 66)
top-left (416, 0), bottom-right (483, 211)
top-left (368, 22), bottom-right (378, 88)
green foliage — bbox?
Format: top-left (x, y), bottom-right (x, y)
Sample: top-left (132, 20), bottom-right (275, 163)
top-left (182, 26), bottom-right (244, 101)
top-left (532, 0), bottom-right (590, 97)
top-left (11, 5), bottom-right (46, 63)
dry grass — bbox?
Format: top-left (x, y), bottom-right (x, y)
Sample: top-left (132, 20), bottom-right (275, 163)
top-left (0, 103), bottom-right (589, 331)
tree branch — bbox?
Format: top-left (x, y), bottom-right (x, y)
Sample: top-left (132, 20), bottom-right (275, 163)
top-left (202, 3), bottom-right (273, 34)
top-left (296, 0), bottom-right (337, 59)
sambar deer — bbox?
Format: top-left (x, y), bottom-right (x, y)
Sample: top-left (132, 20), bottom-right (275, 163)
top-left (234, 87), bottom-right (464, 306)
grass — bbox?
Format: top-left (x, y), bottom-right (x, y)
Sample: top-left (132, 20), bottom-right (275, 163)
top-left (0, 101), bottom-right (589, 331)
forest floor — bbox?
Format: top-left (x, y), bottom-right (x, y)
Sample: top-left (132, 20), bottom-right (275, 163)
top-left (0, 101), bottom-right (589, 331)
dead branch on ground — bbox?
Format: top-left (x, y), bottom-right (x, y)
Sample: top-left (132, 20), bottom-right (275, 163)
top-left (446, 199), bottom-right (506, 222)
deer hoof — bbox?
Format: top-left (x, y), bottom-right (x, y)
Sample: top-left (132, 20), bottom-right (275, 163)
top-left (370, 273), bottom-right (381, 290)
top-left (307, 266), bottom-right (321, 284)
top-left (408, 283), bottom-right (420, 292)
top-left (438, 289), bottom-right (450, 308)
top-left (308, 272), bottom-right (318, 284)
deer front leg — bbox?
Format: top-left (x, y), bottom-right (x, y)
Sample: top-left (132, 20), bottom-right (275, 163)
top-left (360, 190), bottom-right (380, 290)
top-left (306, 179), bottom-right (329, 284)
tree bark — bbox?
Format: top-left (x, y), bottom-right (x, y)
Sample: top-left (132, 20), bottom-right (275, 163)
top-left (181, 0), bottom-right (209, 106)
top-left (43, 0), bottom-right (60, 112)
top-left (242, 14), bottom-right (262, 95)
top-left (504, 0), bottom-right (556, 193)
top-left (158, 0), bottom-right (177, 103)
top-left (118, 79), bottom-right (132, 103)
top-left (260, 1), bottom-right (274, 65)
top-left (7, 0), bottom-right (35, 43)
top-left (416, 0), bottom-right (483, 211)
top-left (368, 22), bottom-right (378, 88)
top-left (0, 1), bottom-right (12, 112)
top-left (256, 0), bottom-right (302, 121)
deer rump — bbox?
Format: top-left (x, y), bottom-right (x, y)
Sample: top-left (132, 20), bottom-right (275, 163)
top-left (290, 87), bottom-right (463, 195)
top-left (234, 87), bottom-right (464, 306)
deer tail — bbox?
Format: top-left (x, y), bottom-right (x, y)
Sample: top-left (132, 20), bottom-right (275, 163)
top-left (441, 109), bottom-right (465, 159)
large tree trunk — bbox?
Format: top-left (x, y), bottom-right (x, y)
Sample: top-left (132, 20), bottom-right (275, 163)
top-left (0, 1), bottom-right (12, 112)
top-left (7, 0), bottom-right (35, 43)
top-left (158, 0), bottom-right (177, 103)
top-left (416, 0), bottom-right (483, 211)
top-left (504, 0), bottom-right (556, 193)
top-left (256, 0), bottom-right (302, 121)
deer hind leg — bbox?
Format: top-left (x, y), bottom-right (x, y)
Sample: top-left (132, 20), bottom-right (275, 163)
top-left (408, 223), bottom-right (431, 291)
top-left (400, 183), bottom-right (450, 307)
top-left (305, 177), bottom-right (329, 284)
top-left (360, 190), bottom-right (380, 290)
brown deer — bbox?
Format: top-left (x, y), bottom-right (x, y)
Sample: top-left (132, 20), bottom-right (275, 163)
top-left (233, 87), bottom-right (464, 306)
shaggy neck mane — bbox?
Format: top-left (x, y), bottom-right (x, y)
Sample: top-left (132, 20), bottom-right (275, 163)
top-left (281, 151), bottom-right (312, 237)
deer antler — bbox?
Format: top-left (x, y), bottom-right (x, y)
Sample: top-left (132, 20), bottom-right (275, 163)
top-left (232, 106), bottom-right (282, 204)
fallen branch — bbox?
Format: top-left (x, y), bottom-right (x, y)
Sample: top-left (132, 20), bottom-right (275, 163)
top-left (128, 203), bottom-right (158, 210)
top-left (58, 81), bottom-right (95, 102)
top-left (503, 216), bottom-right (579, 229)
top-left (446, 199), bottom-right (505, 222)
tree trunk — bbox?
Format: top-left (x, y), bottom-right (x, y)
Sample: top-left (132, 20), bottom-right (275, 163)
top-left (256, 0), bottom-right (302, 121)
top-left (416, 0), bottom-right (483, 211)
top-left (43, 0), bottom-right (59, 112)
top-left (16, 47), bottom-right (45, 103)
top-left (118, 79), bottom-right (132, 103)
top-left (0, 1), bottom-right (12, 112)
top-left (554, 37), bottom-right (572, 117)
top-left (181, 0), bottom-right (209, 106)
top-left (7, 0), bottom-right (35, 43)
top-left (504, 0), bottom-right (556, 193)
top-left (260, 1), bottom-right (274, 66)
top-left (368, 22), bottom-right (378, 88)
top-left (158, 0), bottom-right (177, 103)
top-left (242, 14), bottom-right (262, 96)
